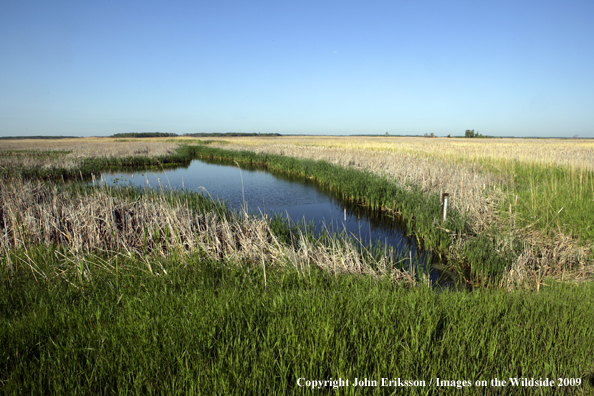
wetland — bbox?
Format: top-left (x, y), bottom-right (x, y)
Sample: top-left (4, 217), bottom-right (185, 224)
top-left (100, 158), bottom-right (435, 278)
top-left (1, 137), bottom-right (593, 394)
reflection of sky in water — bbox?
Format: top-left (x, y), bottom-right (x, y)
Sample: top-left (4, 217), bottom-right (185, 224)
top-left (100, 159), bottom-right (436, 278)
top-left (103, 163), bottom-right (330, 210)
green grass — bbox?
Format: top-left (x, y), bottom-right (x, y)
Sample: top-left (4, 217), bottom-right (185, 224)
top-left (493, 161), bottom-right (594, 242)
top-left (1, 246), bottom-right (593, 395)
top-left (389, 148), bottom-right (594, 244)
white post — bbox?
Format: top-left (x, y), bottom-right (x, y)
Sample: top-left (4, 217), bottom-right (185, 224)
top-left (441, 193), bottom-right (449, 223)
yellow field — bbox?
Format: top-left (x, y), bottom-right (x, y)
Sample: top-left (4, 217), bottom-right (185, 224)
top-left (219, 135), bottom-right (594, 169)
top-left (3, 135), bottom-right (592, 169)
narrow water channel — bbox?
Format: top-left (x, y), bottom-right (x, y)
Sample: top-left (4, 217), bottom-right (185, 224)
top-left (100, 158), bottom-right (438, 281)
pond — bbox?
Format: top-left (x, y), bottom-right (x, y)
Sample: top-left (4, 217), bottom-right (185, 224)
top-left (99, 158), bottom-right (439, 282)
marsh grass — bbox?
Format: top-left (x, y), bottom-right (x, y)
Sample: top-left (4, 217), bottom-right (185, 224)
top-left (0, 153), bottom-right (192, 180)
top-left (1, 247), bottom-right (593, 395)
top-left (484, 160), bottom-right (594, 241)
top-left (0, 138), bottom-right (182, 179)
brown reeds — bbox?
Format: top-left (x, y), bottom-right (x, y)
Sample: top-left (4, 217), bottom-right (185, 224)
top-left (0, 179), bottom-right (415, 284)
top-left (499, 232), bottom-right (592, 290)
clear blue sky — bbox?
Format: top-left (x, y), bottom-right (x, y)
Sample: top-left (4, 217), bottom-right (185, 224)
top-left (1, 0), bottom-right (593, 137)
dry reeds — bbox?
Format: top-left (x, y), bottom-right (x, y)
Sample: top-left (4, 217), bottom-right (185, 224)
top-left (499, 232), bottom-right (592, 290)
top-left (219, 135), bottom-right (594, 170)
top-left (0, 137), bottom-right (180, 171)
top-left (0, 179), bottom-right (415, 284)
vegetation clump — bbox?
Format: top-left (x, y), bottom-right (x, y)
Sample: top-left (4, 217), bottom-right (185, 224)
top-left (464, 129), bottom-right (489, 138)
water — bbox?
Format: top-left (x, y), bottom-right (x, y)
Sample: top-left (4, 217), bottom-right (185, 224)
top-left (100, 158), bottom-right (438, 281)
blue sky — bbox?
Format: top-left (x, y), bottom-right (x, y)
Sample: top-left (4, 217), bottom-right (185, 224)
top-left (1, 0), bottom-right (593, 137)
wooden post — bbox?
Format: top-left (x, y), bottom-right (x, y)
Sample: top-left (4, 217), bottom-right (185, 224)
top-left (441, 193), bottom-right (449, 223)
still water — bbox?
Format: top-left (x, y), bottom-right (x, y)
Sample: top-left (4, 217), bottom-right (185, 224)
top-left (100, 158), bottom-right (436, 278)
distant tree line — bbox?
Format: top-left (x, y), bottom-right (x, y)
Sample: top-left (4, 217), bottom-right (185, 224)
top-left (109, 132), bottom-right (283, 138)
top-left (111, 132), bottom-right (178, 138)
top-left (185, 132), bottom-right (282, 137)
top-left (0, 136), bottom-right (80, 140)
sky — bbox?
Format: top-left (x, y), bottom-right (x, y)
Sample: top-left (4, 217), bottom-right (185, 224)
top-left (1, 0), bottom-right (593, 138)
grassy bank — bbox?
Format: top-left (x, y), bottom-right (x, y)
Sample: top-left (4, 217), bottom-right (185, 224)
top-left (0, 138), bottom-right (183, 180)
top-left (484, 160), bottom-right (594, 242)
top-left (2, 247), bottom-right (593, 395)
top-left (0, 150), bottom-right (192, 180)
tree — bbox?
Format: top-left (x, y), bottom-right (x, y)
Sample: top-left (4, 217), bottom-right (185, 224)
top-left (465, 129), bottom-right (475, 138)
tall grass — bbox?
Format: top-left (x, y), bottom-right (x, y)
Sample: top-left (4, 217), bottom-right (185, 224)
top-left (481, 160), bottom-right (594, 242)
top-left (1, 247), bottom-right (593, 395)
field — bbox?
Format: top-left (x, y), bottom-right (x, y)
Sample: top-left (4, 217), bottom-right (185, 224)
top-left (1, 136), bottom-right (594, 394)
